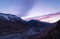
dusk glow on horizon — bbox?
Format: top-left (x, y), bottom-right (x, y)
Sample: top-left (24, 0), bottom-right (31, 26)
top-left (0, 0), bottom-right (60, 23)
top-left (25, 13), bottom-right (60, 23)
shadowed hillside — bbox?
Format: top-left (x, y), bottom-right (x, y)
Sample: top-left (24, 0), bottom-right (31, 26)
top-left (40, 20), bottom-right (60, 39)
top-left (0, 13), bottom-right (28, 35)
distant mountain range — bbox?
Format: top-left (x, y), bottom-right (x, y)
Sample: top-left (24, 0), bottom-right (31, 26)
top-left (25, 12), bottom-right (60, 23)
top-left (0, 13), bottom-right (59, 39)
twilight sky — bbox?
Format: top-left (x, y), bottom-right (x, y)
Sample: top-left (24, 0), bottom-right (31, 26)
top-left (0, 0), bottom-right (60, 19)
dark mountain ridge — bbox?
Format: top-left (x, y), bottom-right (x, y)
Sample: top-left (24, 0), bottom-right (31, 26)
top-left (0, 13), bottom-right (57, 39)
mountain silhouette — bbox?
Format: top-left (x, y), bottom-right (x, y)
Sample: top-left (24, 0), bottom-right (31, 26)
top-left (27, 20), bottom-right (53, 28)
top-left (0, 13), bottom-right (56, 39)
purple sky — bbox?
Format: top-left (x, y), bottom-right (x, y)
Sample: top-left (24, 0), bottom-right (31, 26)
top-left (0, 0), bottom-right (60, 19)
